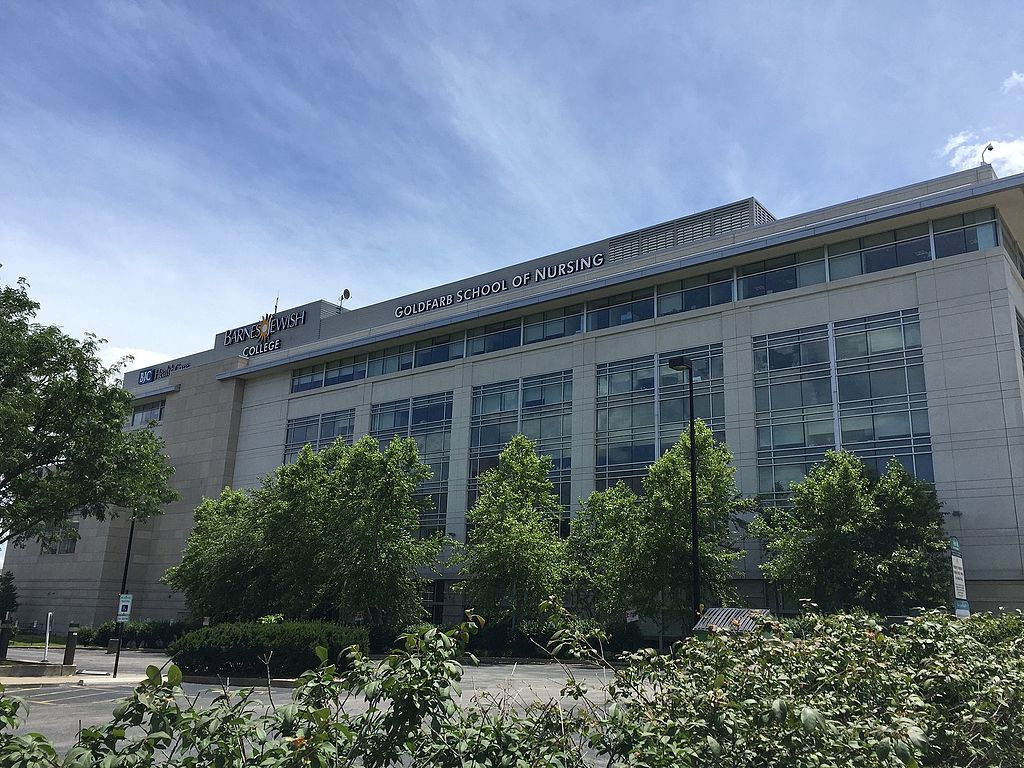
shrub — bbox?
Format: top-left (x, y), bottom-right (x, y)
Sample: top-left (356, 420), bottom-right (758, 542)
top-left (169, 622), bottom-right (369, 677)
top-left (75, 625), bottom-right (96, 646)
top-left (78, 619), bottom-right (197, 649)
top-left (0, 611), bottom-right (1022, 766)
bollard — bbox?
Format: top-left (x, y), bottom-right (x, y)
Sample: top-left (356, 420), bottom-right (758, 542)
top-left (63, 623), bottom-right (79, 666)
top-left (0, 624), bottom-right (12, 661)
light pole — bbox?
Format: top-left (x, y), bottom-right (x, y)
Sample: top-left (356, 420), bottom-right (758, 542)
top-left (667, 356), bottom-right (700, 628)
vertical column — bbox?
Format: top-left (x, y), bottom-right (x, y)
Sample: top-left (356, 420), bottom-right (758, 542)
top-left (446, 384), bottom-right (473, 542)
top-left (570, 340), bottom-right (597, 515)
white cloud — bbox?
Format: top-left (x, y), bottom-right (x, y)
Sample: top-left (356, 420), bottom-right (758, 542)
top-left (941, 133), bottom-right (1024, 177)
top-left (1002, 70), bottom-right (1024, 93)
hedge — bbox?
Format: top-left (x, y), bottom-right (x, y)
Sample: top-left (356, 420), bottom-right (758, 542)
top-left (169, 621), bottom-right (369, 677)
top-left (76, 619), bottom-right (198, 649)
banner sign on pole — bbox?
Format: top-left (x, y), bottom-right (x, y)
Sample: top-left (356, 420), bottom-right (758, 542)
top-left (950, 538), bottom-right (970, 618)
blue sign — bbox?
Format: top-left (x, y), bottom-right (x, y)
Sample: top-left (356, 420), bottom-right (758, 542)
top-left (138, 368), bottom-right (155, 385)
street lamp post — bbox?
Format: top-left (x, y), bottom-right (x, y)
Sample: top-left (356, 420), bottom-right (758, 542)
top-left (667, 356), bottom-right (701, 628)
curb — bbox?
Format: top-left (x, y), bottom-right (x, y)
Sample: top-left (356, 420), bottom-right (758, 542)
top-left (182, 675), bottom-right (299, 689)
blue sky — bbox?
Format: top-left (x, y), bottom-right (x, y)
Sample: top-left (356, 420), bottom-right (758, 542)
top-left (2, 2), bottom-right (1024, 369)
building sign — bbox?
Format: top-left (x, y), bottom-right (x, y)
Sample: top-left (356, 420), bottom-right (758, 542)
top-left (951, 537), bottom-right (970, 618)
top-left (223, 309), bottom-right (307, 357)
top-left (394, 252), bottom-right (606, 319)
top-left (137, 361), bottom-right (190, 386)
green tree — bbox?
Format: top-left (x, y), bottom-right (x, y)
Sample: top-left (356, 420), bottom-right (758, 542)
top-left (0, 275), bottom-right (177, 547)
top-left (749, 450), bottom-right (951, 614)
top-left (162, 488), bottom-right (273, 622)
top-left (166, 436), bottom-right (443, 635)
top-left (568, 420), bottom-right (750, 635)
top-left (0, 571), bottom-right (17, 619)
top-left (458, 435), bottom-right (565, 637)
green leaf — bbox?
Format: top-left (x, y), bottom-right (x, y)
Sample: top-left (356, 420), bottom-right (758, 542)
top-left (166, 664), bottom-right (182, 687)
top-left (145, 665), bottom-right (161, 685)
top-left (771, 698), bottom-right (787, 722)
top-left (315, 645), bottom-right (328, 663)
top-left (907, 726), bottom-right (928, 750)
top-left (800, 706), bottom-right (823, 734)
top-left (706, 735), bottom-right (721, 755)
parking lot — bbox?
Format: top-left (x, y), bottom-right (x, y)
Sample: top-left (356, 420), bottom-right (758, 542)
top-left (4, 650), bottom-right (611, 754)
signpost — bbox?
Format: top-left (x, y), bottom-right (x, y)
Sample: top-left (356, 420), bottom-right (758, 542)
top-left (950, 537), bottom-right (970, 619)
top-left (117, 594), bottom-right (133, 623)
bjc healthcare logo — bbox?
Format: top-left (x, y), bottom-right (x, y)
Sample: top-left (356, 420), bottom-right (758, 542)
top-left (138, 369), bottom-right (155, 385)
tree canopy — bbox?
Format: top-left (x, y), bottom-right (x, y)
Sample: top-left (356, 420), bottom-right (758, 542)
top-left (457, 434), bottom-right (566, 635)
top-left (568, 420), bottom-right (751, 634)
top-left (748, 450), bottom-right (951, 614)
top-left (165, 435), bottom-right (443, 633)
top-left (0, 275), bottom-right (177, 547)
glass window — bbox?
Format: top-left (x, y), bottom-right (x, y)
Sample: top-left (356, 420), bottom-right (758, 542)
top-left (324, 355), bottom-right (367, 387)
top-left (523, 305), bottom-right (583, 345)
top-left (801, 378), bottom-right (832, 405)
top-left (291, 364), bottom-right (325, 393)
top-left (828, 251), bottom-right (862, 280)
top-left (841, 415), bottom-right (874, 443)
top-left (131, 400), bottom-right (165, 427)
top-left (862, 244), bottom-right (897, 274)
top-left (415, 334), bottom-right (465, 368)
top-left (875, 412), bottom-right (911, 439)
top-left (896, 237), bottom-right (931, 267)
top-left (770, 382), bottom-right (802, 410)
top-left (587, 290), bottom-right (656, 331)
top-left (805, 419), bottom-right (835, 446)
top-left (838, 373), bottom-right (870, 402)
top-left (467, 320), bottom-right (522, 356)
top-left (934, 229), bottom-right (966, 259)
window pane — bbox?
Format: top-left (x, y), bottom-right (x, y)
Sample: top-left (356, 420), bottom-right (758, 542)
top-left (838, 373), bottom-right (870, 402)
top-left (906, 364), bottom-right (926, 393)
top-left (709, 281), bottom-right (733, 305)
top-left (841, 415), bottom-right (874, 443)
top-left (862, 244), bottom-right (897, 274)
top-left (870, 368), bottom-right (907, 397)
top-left (896, 237), bottom-right (931, 266)
top-left (764, 267), bottom-right (798, 294)
top-left (801, 377), bottom-right (832, 405)
top-left (797, 260), bottom-right (826, 287)
top-left (805, 419), bottom-right (835, 447)
top-left (829, 252), bottom-right (862, 280)
top-left (770, 382), bottom-right (802, 410)
top-left (868, 326), bottom-right (904, 353)
top-left (774, 423), bottom-right (804, 447)
top-left (836, 332), bottom-right (868, 360)
top-left (800, 339), bottom-right (829, 364)
top-left (738, 274), bottom-right (766, 299)
top-left (875, 412), bottom-right (911, 439)
top-left (934, 229), bottom-right (967, 259)
top-left (768, 343), bottom-right (801, 370)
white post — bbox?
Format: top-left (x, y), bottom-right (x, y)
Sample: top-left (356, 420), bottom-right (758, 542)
top-left (42, 611), bottom-right (53, 662)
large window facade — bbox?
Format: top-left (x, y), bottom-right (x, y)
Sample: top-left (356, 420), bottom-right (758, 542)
top-left (754, 308), bottom-right (930, 505)
top-left (469, 371), bottom-right (573, 533)
top-left (289, 207), bottom-right (1005, 396)
top-left (371, 392), bottom-right (453, 537)
top-left (283, 409), bottom-right (355, 464)
top-left (596, 344), bottom-right (725, 494)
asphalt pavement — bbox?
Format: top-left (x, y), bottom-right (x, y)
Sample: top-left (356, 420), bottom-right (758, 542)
top-left (2, 650), bottom-right (611, 756)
